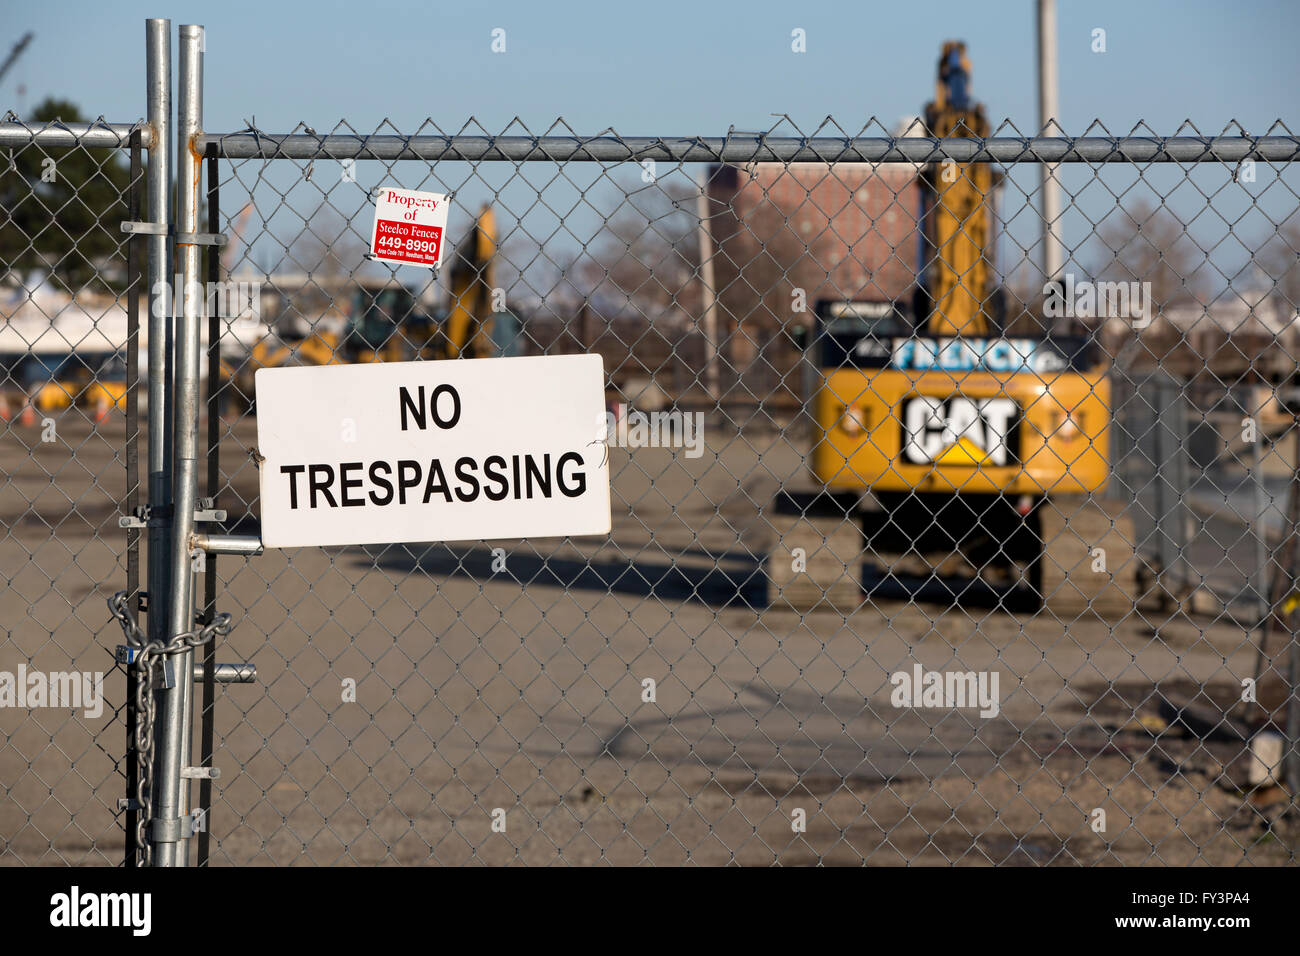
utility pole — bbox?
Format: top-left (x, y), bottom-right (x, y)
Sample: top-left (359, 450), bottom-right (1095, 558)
top-left (1037, 0), bottom-right (1063, 287)
top-left (696, 170), bottom-right (721, 403)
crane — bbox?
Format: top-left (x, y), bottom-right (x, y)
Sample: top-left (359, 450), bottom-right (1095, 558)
top-left (0, 33), bottom-right (34, 89)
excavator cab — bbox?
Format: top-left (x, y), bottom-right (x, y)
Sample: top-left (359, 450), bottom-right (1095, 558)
top-left (798, 42), bottom-right (1111, 608)
top-left (345, 283), bottom-right (435, 359)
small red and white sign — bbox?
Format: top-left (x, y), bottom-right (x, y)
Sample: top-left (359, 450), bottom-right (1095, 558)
top-left (369, 187), bottom-right (450, 268)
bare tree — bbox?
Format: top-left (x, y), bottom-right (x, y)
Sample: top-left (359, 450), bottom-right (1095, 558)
top-left (288, 202), bottom-right (367, 278)
top-left (707, 169), bottom-right (833, 396)
top-left (1090, 199), bottom-right (1209, 311)
top-left (495, 227), bottom-right (583, 316)
top-left (582, 174), bottom-right (700, 319)
top-left (1259, 212), bottom-right (1300, 312)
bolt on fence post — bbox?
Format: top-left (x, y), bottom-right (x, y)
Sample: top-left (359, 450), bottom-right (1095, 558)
top-left (152, 22), bottom-right (204, 868)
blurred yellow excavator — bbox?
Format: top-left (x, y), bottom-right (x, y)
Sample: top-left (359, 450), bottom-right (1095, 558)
top-left (443, 203), bottom-right (498, 359)
top-left (804, 41), bottom-right (1111, 605)
top-left (917, 40), bottom-right (995, 338)
top-left (222, 203), bottom-right (500, 405)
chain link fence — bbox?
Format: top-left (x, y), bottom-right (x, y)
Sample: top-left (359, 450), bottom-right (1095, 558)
top-left (3, 52), bottom-right (1300, 864)
top-left (1, 121), bottom-right (145, 864)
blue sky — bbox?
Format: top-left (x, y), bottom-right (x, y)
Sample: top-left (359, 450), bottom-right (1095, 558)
top-left (3, 0), bottom-right (1295, 135)
top-left (3, 1), bottom-right (1297, 294)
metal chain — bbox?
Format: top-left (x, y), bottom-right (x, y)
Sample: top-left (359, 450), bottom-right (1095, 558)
top-left (109, 591), bottom-right (234, 866)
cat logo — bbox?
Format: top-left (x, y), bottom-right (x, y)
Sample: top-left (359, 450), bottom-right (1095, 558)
top-left (901, 396), bottom-right (1019, 466)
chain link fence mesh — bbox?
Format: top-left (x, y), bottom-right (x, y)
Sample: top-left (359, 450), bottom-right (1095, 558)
top-left (1, 121), bottom-right (143, 864)
top-left (3, 115), bottom-right (1300, 864)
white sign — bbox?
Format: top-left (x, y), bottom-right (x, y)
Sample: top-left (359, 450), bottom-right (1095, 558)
top-left (369, 187), bottom-right (451, 268)
top-left (254, 355), bottom-right (612, 548)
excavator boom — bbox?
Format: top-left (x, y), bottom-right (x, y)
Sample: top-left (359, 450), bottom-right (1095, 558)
top-left (923, 41), bottom-right (993, 337)
top-left (444, 204), bottom-right (497, 358)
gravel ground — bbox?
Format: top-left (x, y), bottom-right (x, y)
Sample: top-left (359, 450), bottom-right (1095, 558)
top-left (1, 413), bottom-right (1294, 865)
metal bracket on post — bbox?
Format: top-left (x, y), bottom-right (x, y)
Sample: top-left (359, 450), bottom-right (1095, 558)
top-left (119, 505), bottom-right (156, 530)
top-left (121, 220), bottom-right (169, 236)
top-left (121, 504), bottom-right (222, 529)
top-left (176, 231), bottom-right (226, 246)
top-left (150, 817), bottom-right (185, 845)
top-left (149, 807), bottom-right (210, 842)
top-left (183, 808), bottom-right (207, 839)
top-left (122, 221), bottom-right (227, 248)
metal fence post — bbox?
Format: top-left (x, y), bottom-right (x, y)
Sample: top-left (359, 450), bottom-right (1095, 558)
top-left (144, 18), bottom-right (171, 692)
top-left (197, 143), bottom-right (222, 867)
top-left (123, 127), bottom-right (143, 868)
top-left (695, 171), bottom-right (720, 403)
top-left (135, 17), bottom-right (173, 868)
top-left (152, 22), bottom-right (204, 868)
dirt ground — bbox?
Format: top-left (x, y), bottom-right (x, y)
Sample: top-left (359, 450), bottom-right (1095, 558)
top-left (1, 412), bottom-right (1295, 865)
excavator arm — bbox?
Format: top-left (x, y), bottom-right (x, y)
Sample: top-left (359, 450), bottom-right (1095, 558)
top-left (922, 41), bottom-right (994, 337)
top-left (443, 204), bottom-right (497, 359)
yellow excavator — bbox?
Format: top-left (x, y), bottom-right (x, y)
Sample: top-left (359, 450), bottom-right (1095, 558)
top-left (443, 203), bottom-right (498, 359)
top-left (223, 203), bottom-right (500, 406)
top-left (804, 42), bottom-right (1111, 605)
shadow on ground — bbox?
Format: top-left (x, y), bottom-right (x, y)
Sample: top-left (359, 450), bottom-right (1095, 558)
top-left (358, 540), bottom-right (770, 610)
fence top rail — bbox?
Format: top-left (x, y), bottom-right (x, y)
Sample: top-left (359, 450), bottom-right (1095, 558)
top-left (0, 121), bottom-right (153, 149)
top-left (196, 132), bottom-right (1300, 164)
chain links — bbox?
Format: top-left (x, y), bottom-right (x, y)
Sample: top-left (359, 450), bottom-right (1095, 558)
top-left (109, 591), bottom-right (234, 866)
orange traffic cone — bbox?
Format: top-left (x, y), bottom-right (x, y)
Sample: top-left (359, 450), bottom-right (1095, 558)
top-left (93, 393), bottom-right (111, 425)
top-left (0, 396), bottom-right (11, 422)
top-left (19, 403), bottom-right (37, 426)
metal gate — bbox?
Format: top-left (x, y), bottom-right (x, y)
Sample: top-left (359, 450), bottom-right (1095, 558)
top-left (2, 20), bottom-right (1299, 865)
